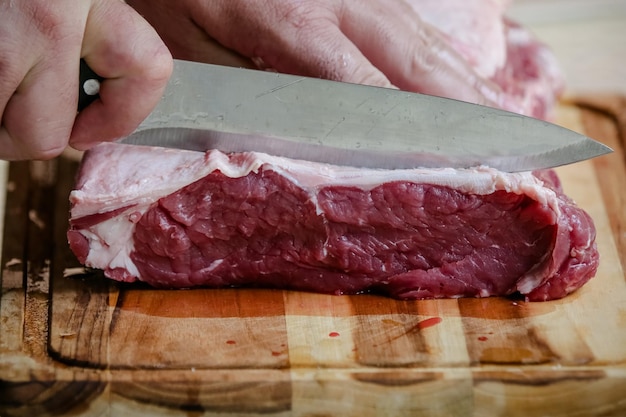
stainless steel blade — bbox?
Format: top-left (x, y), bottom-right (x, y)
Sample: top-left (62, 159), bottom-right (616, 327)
top-left (121, 60), bottom-right (612, 171)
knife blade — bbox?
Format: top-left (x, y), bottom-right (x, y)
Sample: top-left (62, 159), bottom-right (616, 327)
top-left (79, 59), bottom-right (611, 171)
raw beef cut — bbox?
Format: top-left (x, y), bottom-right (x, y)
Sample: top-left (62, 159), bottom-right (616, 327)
top-left (67, 143), bottom-right (598, 301)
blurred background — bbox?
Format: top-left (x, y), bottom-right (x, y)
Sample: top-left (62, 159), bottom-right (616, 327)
top-left (509, 0), bottom-right (626, 95)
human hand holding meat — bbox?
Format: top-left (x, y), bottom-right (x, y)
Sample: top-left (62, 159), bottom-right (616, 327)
top-left (127, 0), bottom-right (520, 113)
top-left (0, 0), bottom-right (172, 161)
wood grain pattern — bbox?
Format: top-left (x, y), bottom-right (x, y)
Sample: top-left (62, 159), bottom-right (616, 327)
top-left (1, 103), bottom-right (626, 416)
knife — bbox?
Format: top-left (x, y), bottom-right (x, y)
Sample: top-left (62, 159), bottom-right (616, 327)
top-left (78, 59), bottom-right (611, 172)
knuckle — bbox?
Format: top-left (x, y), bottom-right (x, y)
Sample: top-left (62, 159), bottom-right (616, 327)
top-left (278, 1), bottom-right (321, 29)
top-left (0, 58), bottom-right (20, 96)
top-left (26, 1), bottom-right (74, 44)
top-left (23, 131), bottom-right (68, 160)
top-left (30, 143), bottom-right (66, 160)
top-left (1, 130), bottom-right (66, 161)
top-left (0, 45), bottom-right (26, 97)
top-left (143, 43), bottom-right (174, 84)
top-left (2, 114), bottom-right (70, 161)
top-left (40, 4), bottom-right (83, 44)
top-left (111, 33), bottom-right (173, 87)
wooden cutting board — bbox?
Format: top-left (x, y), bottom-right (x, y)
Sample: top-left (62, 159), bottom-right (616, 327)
top-left (1, 101), bottom-right (625, 417)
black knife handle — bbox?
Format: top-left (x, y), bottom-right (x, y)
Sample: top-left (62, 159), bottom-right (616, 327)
top-left (78, 59), bottom-right (103, 111)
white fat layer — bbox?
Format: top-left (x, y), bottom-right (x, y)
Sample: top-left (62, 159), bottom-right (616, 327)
top-left (80, 213), bottom-right (142, 278)
top-left (72, 143), bottom-right (561, 284)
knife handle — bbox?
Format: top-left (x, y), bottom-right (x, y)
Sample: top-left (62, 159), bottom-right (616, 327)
top-left (78, 59), bottom-right (103, 111)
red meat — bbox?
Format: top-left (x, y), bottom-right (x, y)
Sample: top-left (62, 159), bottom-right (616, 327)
top-left (67, 143), bottom-right (598, 301)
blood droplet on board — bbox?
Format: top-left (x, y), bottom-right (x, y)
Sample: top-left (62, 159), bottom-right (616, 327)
top-left (416, 317), bottom-right (442, 330)
top-left (328, 332), bottom-right (340, 337)
top-left (478, 336), bottom-right (488, 341)
top-left (226, 340), bottom-right (236, 345)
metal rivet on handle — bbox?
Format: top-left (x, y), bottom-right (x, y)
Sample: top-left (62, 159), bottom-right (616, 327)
top-left (82, 79), bottom-right (100, 96)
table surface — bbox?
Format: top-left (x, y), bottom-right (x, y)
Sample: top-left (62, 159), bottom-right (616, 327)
top-left (510, 0), bottom-right (626, 96)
